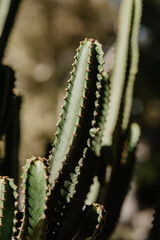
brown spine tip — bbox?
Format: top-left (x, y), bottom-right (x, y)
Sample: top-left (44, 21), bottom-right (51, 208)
top-left (84, 86), bottom-right (89, 90)
top-left (75, 123), bottom-right (81, 127)
top-left (77, 113), bottom-right (83, 118)
top-left (82, 96), bottom-right (87, 100)
top-left (80, 105), bottom-right (85, 109)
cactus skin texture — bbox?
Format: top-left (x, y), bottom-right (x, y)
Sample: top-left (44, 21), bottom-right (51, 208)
top-left (0, 177), bottom-right (18, 240)
top-left (0, 0), bottom-right (144, 239)
top-left (17, 157), bottom-right (48, 240)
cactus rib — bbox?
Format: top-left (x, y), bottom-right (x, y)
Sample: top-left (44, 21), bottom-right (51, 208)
top-left (17, 157), bottom-right (48, 240)
top-left (0, 176), bottom-right (18, 240)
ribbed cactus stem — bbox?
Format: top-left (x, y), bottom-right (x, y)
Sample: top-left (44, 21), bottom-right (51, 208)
top-left (0, 176), bottom-right (18, 240)
top-left (17, 157), bottom-right (48, 240)
top-left (48, 39), bottom-right (104, 188)
top-left (46, 38), bottom-right (105, 239)
top-left (102, 0), bottom-right (142, 146)
top-left (122, 0), bottom-right (143, 131)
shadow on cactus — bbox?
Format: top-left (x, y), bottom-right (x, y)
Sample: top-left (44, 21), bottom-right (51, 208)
top-left (0, 0), bottom-right (146, 239)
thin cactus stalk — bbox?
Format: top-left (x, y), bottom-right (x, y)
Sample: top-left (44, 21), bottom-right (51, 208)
top-left (102, 0), bottom-right (142, 147)
top-left (121, 0), bottom-right (143, 131)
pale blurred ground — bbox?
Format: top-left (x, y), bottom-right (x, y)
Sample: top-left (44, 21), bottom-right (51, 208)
top-left (1, 0), bottom-right (160, 239)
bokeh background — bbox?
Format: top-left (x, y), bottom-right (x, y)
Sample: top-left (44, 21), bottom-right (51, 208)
top-left (2, 0), bottom-right (160, 239)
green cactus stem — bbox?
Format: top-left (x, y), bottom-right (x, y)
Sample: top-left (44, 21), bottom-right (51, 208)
top-left (48, 38), bottom-right (104, 187)
top-left (122, 0), bottom-right (143, 131)
top-left (46, 38), bottom-right (105, 239)
top-left (0, 176), bottom-right (18, 240)
top-left (17, 157), bottom-right (48, 240)
top-left (102, 0), bottom-right (142, 147)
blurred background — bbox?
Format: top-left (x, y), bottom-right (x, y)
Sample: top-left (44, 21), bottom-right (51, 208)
top-left (2, 0), bottom-right (160, 239)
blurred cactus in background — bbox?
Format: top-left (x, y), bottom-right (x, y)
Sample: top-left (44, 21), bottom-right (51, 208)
top-left (1, 0), bottom-right (159, 239)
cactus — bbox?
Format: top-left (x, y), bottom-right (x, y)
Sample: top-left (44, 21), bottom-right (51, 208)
top-left (0, 0), bottom-right (144, 239)
top-left (0, 176), bottom-right (18, 239)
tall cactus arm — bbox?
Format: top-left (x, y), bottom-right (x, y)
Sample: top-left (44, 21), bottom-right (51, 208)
top-left (102, 0), bottom-right (134, 147)
top-left (0, 176), bottom-right (18, 240)
top-left (48, 39), bottom-right (103, 188)
top-left (101, 123), bottom-right (141, 239)
top-left (46, 39), bottom-right (105, 239)
top-left (0, 0), bottom-right (21, 61)
top-left (102, 0), bottom-right (142, 147)
top-left (122, 0), bottom-right (143, 131)
top-left (16, 157), bottom-right (48, 240)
